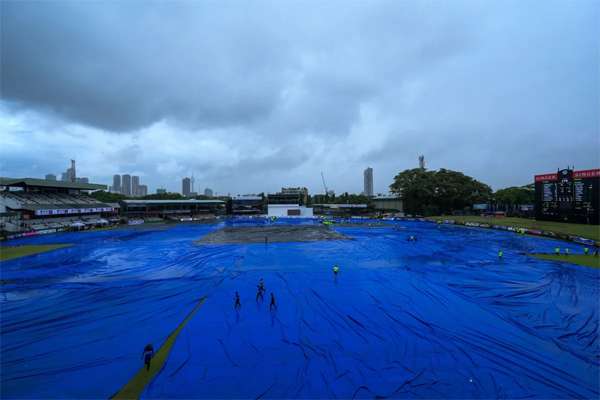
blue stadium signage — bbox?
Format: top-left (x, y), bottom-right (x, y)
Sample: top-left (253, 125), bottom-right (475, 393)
top-left (35, 207), bottom-right (114, 216)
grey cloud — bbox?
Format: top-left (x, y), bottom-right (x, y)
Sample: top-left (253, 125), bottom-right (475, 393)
top-left (1, 2), bottom-right (290, 131)
top-left (1, 0), bottom-right (598, 194)
top-left (1, 1), bottom-right (476, 135)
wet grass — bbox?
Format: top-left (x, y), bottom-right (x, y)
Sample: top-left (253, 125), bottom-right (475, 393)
top-left (0, 244), bottom-right (72, 262)
top-left (430, 216), bottom-right (599, 241)
top-left (531, 254), bottom-right (600, 269)
top-left (111, 296), bottom-right (206, 399)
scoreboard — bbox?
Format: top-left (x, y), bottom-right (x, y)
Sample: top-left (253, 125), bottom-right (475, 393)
top-left (534, 168), bottom-right (600, 224)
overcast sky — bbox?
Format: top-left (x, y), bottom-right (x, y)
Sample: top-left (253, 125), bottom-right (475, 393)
top-left (1, 1), bottom-right (598, 195)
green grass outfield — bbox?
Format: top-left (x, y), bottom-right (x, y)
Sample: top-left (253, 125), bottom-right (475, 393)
top-left (531, 254), bottom-right (600, 269)
top-left (0, 244), bottom-right (72, 262)
top-left (428, 216), bottom-right (600, 242)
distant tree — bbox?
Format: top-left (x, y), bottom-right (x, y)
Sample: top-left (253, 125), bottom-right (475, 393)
top-left (389, 168), bottom-right (492, 216)
top-left (142, 192), bottom-right (184, 200)
top-left (213, 195), bottom-right (232, 201)
top-left (493, 185), bottom-right (534, 211)
top-left (337, 192), bottom-right (371, 204)
top-left (312, 193), bottom-right (336, 204)
top-left (90, 190), bottom-right (128, 203)
top-left (389, 169), bottom-right (437, 215)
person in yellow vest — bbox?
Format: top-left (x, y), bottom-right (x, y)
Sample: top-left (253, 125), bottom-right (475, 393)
top-left (333, 265), bottom-right (340, 276)
top-left (554, 247), bottom-right (560, 255)
top-left (584, 247), bottom-right (589, 255)
top-left (564, 248), bottom-right (570, 256)
top-left (498, 250), bottom-right (503, 259)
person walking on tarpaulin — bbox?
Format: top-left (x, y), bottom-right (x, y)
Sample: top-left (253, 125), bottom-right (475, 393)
top-left (270, 292), bottom-right (277, 311)
top-left (234, 291), bottom-right (241, 310)
top-left (142, 344), bottom-right (154, 371)
top-left (256, 278), bottom-right (265, 302)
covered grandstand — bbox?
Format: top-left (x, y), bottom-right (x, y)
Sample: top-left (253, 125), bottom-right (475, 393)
top-left (0, 177), bottom-right (117, 237)
top-left (312, 203), bottom-right (371, 216)
top-left (230, 195), bottom-right (265, 215)
top-left (119, 199), bottom-right (225, 221)
top-left (371, 194), bottom-right (403, 212)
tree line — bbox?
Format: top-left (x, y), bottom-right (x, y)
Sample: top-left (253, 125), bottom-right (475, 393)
top-left (390, 168), bottom-right (533, 216)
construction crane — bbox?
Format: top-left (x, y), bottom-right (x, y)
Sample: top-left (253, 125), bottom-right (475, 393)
top-left (321, 171), bottom-right (329, 194)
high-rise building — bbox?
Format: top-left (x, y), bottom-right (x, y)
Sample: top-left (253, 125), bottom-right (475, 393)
top-left (45, 174), bottom-right (56, 181)
top-left (204, 188), bottom-right (213, 197)
top-left (61, 159), bottom-right (77, 182)
top-left (182, 177), bottom-right (191, 196)
top-left (76, 177), bottom-right (89, 184)
top-left (122, 174), bottom-right (132, 196)
top-left (112, 175), bottom-right (121, 193)
top-left (419, 155), bottom-right (425, 170)
top-left (156, 188), bottom-right (167, 194)
top-left (68, 159), bottom-right (76, 182)
top-left (138, 184), bottom-right (148, 197)
top-left (132, 176), bottom-right (140, 197)
top-left (363, 167), bottom-right (374, 197)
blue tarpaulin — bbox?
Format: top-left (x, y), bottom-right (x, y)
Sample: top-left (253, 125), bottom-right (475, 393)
top-left (1, 219), bottom-right (598, 398)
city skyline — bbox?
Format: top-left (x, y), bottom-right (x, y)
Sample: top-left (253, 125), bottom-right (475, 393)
top-left (110, 173), bottom-right (147, 197)
top-left (15, 159), bottom-right (600, 198)
top-left (20, 162), bottom-right (402, 196)
top-left (30, 165), bottom-right (393, 196)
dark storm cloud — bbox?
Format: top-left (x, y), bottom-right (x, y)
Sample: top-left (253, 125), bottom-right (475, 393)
top-left (1, 1), bottom-right (475, 134)
top-left (1, 0), bottom-right (598, 193)
top-left (1, 1), bottom-right (290, 131)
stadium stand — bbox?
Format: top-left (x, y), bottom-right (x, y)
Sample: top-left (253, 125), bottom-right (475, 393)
top-left (0, 177), bottom-right (117, 238)
top-left (119, 199), bottom-right (225, 221)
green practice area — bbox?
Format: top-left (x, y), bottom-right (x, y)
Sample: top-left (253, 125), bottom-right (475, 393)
top-left (531, 253), bottom-right (600, 269)
top-left (429, 216), bottom-right (600, 241)
top-left (0, 244), bottom-right (72, 262)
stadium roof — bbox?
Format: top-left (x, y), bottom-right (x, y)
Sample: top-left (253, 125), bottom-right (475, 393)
top-left (233, 196), bottom-right (263, 200)
top-left (121, 199), bottom-right (225, 205)
top-left (20, 203), bottom-right (113, 211)
top-left (0, 177), bottom-right (106, 190)
top-left (372, 194), bottom-right (402, 200)
top-left (313, 204), bottom-right (368, 208)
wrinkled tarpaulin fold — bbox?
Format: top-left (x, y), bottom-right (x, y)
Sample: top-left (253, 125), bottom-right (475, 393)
top-left (1, 219), bottom-right (598, 398)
